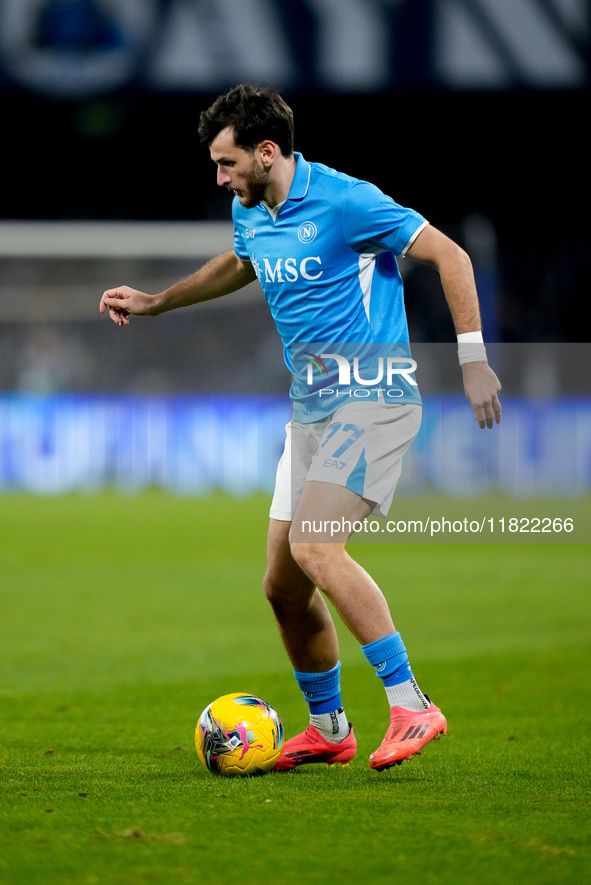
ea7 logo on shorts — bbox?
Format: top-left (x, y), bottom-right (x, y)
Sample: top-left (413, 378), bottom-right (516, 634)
top-left (298, 222), bottom-right (318, 244)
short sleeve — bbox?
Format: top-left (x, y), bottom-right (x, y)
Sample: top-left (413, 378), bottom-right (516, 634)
top-left (232, 200), bottom-right (250, 260)
top-left (343, 181), bottom-right (428, 257)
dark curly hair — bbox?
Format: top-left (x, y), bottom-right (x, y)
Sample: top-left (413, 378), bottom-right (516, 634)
top-left (198, 84), bottom-right (294, 157)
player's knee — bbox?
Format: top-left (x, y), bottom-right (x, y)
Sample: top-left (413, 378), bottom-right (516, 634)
top-left (262, 567), bottom-right (280, 604)
top-left (262, 565), bottom-right (298, 607)
top-left (262, 566), bottom-right (314, 623)
top-left (290, 541), bottom-right (336, 588)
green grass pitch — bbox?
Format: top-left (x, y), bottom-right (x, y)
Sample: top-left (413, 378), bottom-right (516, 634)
top-left (0, 492), bottom-right (589, 885)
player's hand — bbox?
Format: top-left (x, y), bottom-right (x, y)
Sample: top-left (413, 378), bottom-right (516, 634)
top-left (461, 361), bottom-right (502, 429)
top-left (99, 286), bottom-right (158, 326)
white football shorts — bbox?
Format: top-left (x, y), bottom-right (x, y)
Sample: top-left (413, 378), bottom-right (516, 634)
top-left (270, 399), bottom-right (422, 521)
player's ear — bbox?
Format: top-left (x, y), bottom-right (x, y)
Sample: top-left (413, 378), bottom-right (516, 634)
top-left (258, 140), bottom-right (278, 166)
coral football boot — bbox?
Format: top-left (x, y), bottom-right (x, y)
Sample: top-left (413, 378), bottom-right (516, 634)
top-left (274, 724), bottom-right (357, 771)
top-left (370, 702), bottom-right (447, 771)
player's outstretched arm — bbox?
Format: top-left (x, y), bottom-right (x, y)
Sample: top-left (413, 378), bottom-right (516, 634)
top-left (100, 251), bottom-right (256, 327)
top-left (407, 224), bottom-right (501, 429)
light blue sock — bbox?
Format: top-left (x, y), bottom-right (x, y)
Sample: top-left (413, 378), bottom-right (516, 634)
top-left (361, 632), bottom-right (429, 711)
top-left (294, 662), bottom-right (349, 741)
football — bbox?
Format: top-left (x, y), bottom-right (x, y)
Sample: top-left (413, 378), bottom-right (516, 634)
top-left (195, 692), bottom-right (284, 777)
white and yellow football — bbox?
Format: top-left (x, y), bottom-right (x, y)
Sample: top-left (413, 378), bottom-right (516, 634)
top-left (195, 692), bottom-right (283, 777)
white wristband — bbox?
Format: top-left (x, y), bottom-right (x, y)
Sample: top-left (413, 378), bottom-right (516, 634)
top-left (457, 331), bottom-right (487, 365)
top-left (457, 331), bottom-right (484, 343)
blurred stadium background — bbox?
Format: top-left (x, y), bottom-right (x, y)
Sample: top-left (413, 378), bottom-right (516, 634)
top-left (0, 0), bottom-right (589, 501)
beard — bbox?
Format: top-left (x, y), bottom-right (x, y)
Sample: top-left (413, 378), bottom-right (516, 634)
top-left (233, 162), bottom-right (271, 209)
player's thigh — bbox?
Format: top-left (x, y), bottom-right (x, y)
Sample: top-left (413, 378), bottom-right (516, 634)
top-left (291, 480), bottom-right (374, 543)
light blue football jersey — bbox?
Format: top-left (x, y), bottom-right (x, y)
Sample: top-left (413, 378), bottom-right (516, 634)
top-left (232, 153), bottom-right (427, 421)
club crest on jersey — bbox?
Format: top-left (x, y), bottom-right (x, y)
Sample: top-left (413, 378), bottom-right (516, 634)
top-left (298, 222), bottom-right (318, 244)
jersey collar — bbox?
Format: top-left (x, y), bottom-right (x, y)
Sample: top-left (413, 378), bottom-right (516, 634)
top-left (286, 152), bottom-right (311, 202)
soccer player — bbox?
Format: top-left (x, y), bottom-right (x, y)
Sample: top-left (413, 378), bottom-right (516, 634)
top-left (100, 85), bottom-right (501, 771)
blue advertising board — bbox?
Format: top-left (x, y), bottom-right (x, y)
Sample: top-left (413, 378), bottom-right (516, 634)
top-left (1, 393), bottom-right (589, 499)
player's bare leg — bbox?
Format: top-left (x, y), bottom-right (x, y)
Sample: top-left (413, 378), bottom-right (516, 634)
top-left (267, 482), bottom-right (393, 769)
top-left (264, 514), bottom-right (357, 768)
top-left (263, 517), bottom-right (339, 673)
top-left (290, 481), bottom-right (395, 644)
top-left (269, 480), bottom-right (446, 771)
